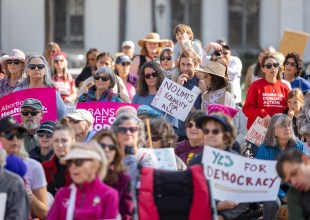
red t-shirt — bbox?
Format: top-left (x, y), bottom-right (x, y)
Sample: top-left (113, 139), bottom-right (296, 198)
top-left (243, 78), bottom-right (290, 129)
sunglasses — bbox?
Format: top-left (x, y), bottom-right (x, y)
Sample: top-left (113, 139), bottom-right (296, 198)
top-left (21, 110), bottom-right (41, 116)
top-left (99, 143), bottom-right (116, 151)
top-left (117, 127), bottom-right (138, 134)
top-left (203, 128), bottom-right (221, 135)
top-left (144, 72), bottom-right (158, 79)
top-left (28, 64), bottom-right (45, 70)
top-left (1, 131), bottom-right (23, 140)
top-left (160, 56), bottom-right (172, 61)
top-left (7, 60), bottom-right (21, 65)
top-left (66, 159), bottom-right (91, 168)
top-left (214, 51), bottom-right (228, 56)
top-left (284, 61), bottom-right (297, 67)
top-left (54, 59), bottom-right (64, 64)
top-left (37, 132), bottom-right (53, 138)
top-left (187, 122), bottom-right (198, 129)
top-left (121, 62), bottom-right (131, 66)
top-left (94, 75), bottom-right (110, 81)
top-left (264, 63), bottom-right (279, 69)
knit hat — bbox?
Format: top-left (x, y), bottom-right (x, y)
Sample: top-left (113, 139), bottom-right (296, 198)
top-left (207, 104), bottom-right (238, 119)
top-left (137, 105), bottom-right (162, 118)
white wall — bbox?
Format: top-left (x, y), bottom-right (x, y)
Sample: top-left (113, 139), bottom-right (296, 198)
top-left (1, 0), bottom-right (45, 55)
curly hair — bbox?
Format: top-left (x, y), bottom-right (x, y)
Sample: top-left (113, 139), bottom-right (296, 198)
top-left (284, 52), bottom-right (303, 76)
top-left (136, 61), bottom-right (165, 96)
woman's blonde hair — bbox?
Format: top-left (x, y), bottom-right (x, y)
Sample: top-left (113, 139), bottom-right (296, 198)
top-left (288, 89), bottom-right (304, 105)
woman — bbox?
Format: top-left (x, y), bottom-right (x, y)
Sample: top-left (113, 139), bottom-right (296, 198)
top-left (283, 52), bottom-right (310, 94)
top-left (14, 55), bottom-right (66, 120)
top-left (159, 47), bottom-right (174, 79)
top-left (130, 32), bottom-right (165, 74)
top-left (47, 142), bottom-right (119, 220)
top-left (51, 51), bottom-right (77, 103)
top-left (0, 116), bottom-right (48, 219)
top-left (0, 49), bottom-right (26, 98)
top-left (75, 48), bottom-right (99, 88)
top-left (43, 42), bottom-right (61, 67)
top-left (78, 66), bottom-right (122, 102)
top-left (146, 117), bottom-right (186, 170)
top-left (175, 111), bottom-right (205, 164)
top-left (42, 124), bottom-right (75, 196)
top-left (115, 55), bottom-right (137, 102)
top-left (256, 113), bottom-right (308, 220)
top-left (111, 114), bottom-right (157, 178)
top-left (92, 129), bottom-right (133, 220)
top-left (29, 120), bottom-right (56, 163)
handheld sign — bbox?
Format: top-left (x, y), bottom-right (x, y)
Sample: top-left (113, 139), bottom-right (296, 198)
top-left (245, 117), bottom-right (267, 146)
top-left (0, 193), bottom-right (7, 220)
top-left (139, 148), bottom-right (177, 171)
top-left (151, 78), bottom-right (198, 121)
top-left (0, 88), bottom-right (57, 123)
top-left (202, 146), bottom-right (280, 203)
top-left (76, 102), bottom-right (139, 131)
top-left (279, 29), bottom-right (309, 58)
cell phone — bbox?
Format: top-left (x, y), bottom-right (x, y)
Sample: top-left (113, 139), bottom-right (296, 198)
top-left (125, 145), bottom-right (135, 155)
top-left (182, 40), bottom-right (191, 50)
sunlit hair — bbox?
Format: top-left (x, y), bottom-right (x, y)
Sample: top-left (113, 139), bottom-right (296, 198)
top-left (43, 42), bottom-right (61, 63)
top-left (178, 50), bottom-right (201, 67)
top-left (111, 114), bottom-right (146, 149)
top-left (96, 52), bottom-right (114, 63)
top-left (85, 48), bottom-right (99, 67)
top-left (140, 43), bottom-right (163, 56)
top-left (19, 55), bottom-right (54, 88)
top-left (51, 53), bottom-right (71, 81)
top-left (284, 52), bottom-right (303, 76)
top-left (261, 53), bottom-right (281, 80)
top-left (288, 89), bottom-right (304, 105)
top-left (264, 113), bottom-right (297, 147)
top-left (185, 110), bottom-right (205, 128)
top-left (53, 124), bottom-right (76, 140)
top-left (173, 24), bottom-right (194, 40)
top-left (91, 129), bottom-right (126, 185)
top-left (148, 117), bottom-right (178, 148)
top-left (136, 61), bottom-right (165, 97)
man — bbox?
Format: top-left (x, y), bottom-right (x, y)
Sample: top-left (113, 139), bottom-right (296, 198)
top-left (202, 40), bottom-right (243, 106)
top-left (66, 109), bottom-right (95, 142)
top-left (122, 40), bottom-right (135, 59)
top-left (20, 98), bottom-right (44, 153)
top-left (176, 50), bottom-right (202, 141)
top-left (277, 150), bottom-right (310, 219)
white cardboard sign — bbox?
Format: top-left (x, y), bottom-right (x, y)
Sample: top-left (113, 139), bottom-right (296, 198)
top-left (245, 117), bottom-right (267, 146)
top-left (139, 148), bottom-right (177, 171)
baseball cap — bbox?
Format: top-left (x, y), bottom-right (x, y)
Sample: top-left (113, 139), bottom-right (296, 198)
top-left (0, 116), bottom-right (26, 133)
top-left (37, 121), bottom-right (57, 134)
top-left (21, 98), bottom-right (43, 110)
top-left (116, 55), bottom-right (132, 64)
top-left (67, 109), bottom-right (94, 126)
top-left (122, 41), bottom-right (135, 49)
top-left (196, 115), bottom-right (232, 132)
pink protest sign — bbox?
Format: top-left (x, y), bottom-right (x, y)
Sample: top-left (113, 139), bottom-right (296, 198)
top-left (77, 102), bottom-right (140, 131)
top-left (0, 88), bottom-right (57, 123)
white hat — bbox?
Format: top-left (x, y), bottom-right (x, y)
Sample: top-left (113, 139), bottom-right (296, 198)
top-left (122, 41), bottom-right (135, 49)
top-left (67, 109), bottom-right (94, 126)
top-left (61, 148), bottom-right (101, 163)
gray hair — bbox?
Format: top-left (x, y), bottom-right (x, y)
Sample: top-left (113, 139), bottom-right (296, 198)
top-left (111, 114), bottom-right (146, 148)
top-left (264, 113), bottom-right (297, 147)
top-left (94, 66), bottom-right (117, 89)
top-left (0, 149), bottom-right (7, 168)
top-left (19, 55), bottom-right (54, 88)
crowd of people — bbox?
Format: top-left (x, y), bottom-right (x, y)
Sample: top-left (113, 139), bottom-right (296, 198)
top-left (1, 23), bottom-right (310, 220)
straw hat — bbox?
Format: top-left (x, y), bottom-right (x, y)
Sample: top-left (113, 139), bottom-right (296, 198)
top-left (1, 49), bottom-right (26, 66)
top-left (138, 32), bottom-right (166, 48)
top-left (197, 61), bottom-right (229, 80)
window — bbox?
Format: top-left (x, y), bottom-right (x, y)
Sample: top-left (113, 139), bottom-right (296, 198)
top-left (170, 0), bottom-right (202, 41)
top-left (228, 0), bottom-right (259, 49)
top-left (54, 0), bottom-right (84, 48)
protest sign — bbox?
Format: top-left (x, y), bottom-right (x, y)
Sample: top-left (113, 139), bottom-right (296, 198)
top-left (76, 102), bottom-right (140, 131)
top-left (202, 146), bottom-right (280, 203)
top-left (202, 88), bottom-right (226, 111)
top-left (0, 88), bottom-right (57, 123)
top-left (245, 117), bottom-right (267, 146)
top-left (138, 148), bottom-right (177, 171)
top-left (279, 29), bottom-right (309, 58)
top-left (151, 78), bottom-right (198, 121)
top-left (0, 193), bottom-right (7, 220)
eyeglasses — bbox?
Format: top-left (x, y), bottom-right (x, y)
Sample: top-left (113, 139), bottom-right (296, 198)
top-left (7, 60), bottom-right (21, 65)
top-left (94, 75), bottom-right (110, 81)
top-left (67, 159), bottom-right (91, 168)
top-left (144, 72), bottom-right (158, 79)
top-left (214, 51), bottom-right (228, 56)
top-left (121, 62), bottom-right (131, 66)
top-left (160, 56), bottom-right (172, 61)
top-left (264, 63), bottom-right (279, 69)
top-left (28, 64), bottom-right (45, 70)
top-left (0, 131), bottom-right (23, 140)
top-left (187, 122), bottom-right (198, 129)
top-left (37, 132), bottom-right (53, 138)
top-left (99, 143), bottom-right (116, 151)
top-left (203, 128), bottom-right (221, 135)
top-left (21, 110), bottom-right (41, 116)
top-left (54, 59), bottom-right (64, 64)
top-left (284, 61), bottom-right (297, 67)
top-left (117, 127), bottom-right (138, 134)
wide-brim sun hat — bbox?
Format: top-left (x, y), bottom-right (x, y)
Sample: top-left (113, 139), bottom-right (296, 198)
top-left (196, 61), bottom-right (230, 80)
top-left (138, 32), bottom-right (166, 48)
top-left (1, 49), bottom-right (26, 67)
top-left (61, 148), bottom-right (101, 163)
